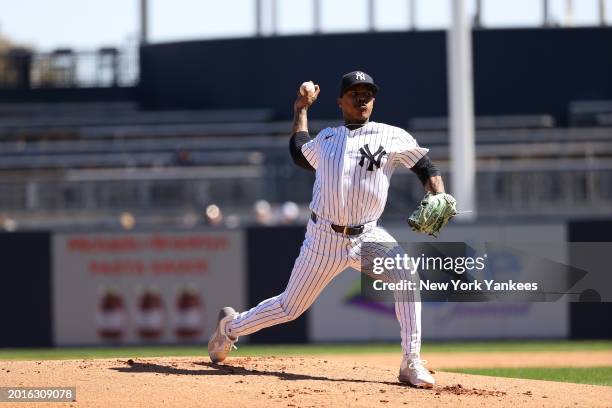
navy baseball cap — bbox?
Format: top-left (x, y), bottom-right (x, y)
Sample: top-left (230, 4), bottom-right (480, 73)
top-left (339, 70), bottom-right (379, 96)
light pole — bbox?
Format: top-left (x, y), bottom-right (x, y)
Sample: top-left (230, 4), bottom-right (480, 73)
top-left (408, 0), bottom-right (417, 30)
top-left (447, 0), bottom-right (476, 221)
top-left (140, 0), bottom-right (149, 44)
top-left (255, 0), bottom-right (263, 36)
top-left (543, 0), bottom-right (550, 27)
top-left (474, 0), bottom-right (482, 27)
top-left (313, 0), bottom-right (321, 33)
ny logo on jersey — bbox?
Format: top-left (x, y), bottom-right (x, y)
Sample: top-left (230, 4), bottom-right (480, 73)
top-left (359, 144), bottom-right (386, 171)
top-left (355, 71), bottom-right (366, 80)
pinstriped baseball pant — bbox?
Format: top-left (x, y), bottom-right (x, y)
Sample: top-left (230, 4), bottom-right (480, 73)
top-left (226, 217), bottom-right (422, 358)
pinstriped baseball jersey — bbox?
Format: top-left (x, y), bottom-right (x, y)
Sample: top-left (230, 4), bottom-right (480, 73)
top-left (301, 121), bottom-right (428, 226)
top-left (225, 120), bottom-right (428, 360)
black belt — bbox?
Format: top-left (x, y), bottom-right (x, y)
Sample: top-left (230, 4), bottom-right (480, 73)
top-left (310, 212), bottom-right (365, 236)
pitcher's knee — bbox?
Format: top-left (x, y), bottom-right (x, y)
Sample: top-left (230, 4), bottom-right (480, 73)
top-left (278, 295), bottom-right (307, 322)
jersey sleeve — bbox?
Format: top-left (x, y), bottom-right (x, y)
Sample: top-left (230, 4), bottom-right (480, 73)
top-left (301, 128), bottom-right (328, 170)
top-left (393, 130), bottom-right (429, 168)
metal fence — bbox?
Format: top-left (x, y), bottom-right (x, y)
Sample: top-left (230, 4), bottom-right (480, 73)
top-left (0, 163), bottom-right (611, 230)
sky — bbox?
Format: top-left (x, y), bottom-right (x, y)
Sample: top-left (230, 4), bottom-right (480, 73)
top-left (0, 0), bottom-right (610, 51)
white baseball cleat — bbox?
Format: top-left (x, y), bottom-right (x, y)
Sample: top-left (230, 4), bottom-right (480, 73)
top-left (208, 307), bottom-right (238, 363)
top-left (398, 357), bottom-right (435, 388)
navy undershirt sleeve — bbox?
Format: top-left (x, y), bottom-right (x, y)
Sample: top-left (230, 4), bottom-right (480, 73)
top-left (289, 131), bottom-right (315, 171)
top-left (410, 155), bottom-right (440, 185)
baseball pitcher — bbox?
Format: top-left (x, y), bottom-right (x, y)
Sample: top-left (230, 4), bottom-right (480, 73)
top-left (209, 71), bottom-right (456, 388)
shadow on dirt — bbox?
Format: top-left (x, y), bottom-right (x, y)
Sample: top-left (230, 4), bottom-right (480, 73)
top-left (109, 360), bottom-right (406, 387)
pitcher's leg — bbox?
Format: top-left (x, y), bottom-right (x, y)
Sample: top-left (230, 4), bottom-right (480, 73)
top-left (395, 291), bottom-right (421, 358)
top-left (357, 227), bottom-right (422, 358)
top-left (227, 237), bottom-right (348, 338)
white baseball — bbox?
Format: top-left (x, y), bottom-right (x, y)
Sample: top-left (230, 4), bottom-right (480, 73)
top-left (300, 81), bottom-right (316, 96)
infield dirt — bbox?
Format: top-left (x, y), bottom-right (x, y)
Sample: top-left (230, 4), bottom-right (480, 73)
top-left (1, 351), bottom-right (610, 407)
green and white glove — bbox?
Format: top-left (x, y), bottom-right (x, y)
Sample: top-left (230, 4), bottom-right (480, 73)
top-left (407, 192), bottom-right (457, 237)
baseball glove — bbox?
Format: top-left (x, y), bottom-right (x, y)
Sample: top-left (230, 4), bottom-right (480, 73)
top-left (407, 192), bottom-right (457, 237)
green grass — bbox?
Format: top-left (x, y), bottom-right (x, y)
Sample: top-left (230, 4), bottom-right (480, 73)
top-left (446, 367), bottom-right (612, 386)
top-left (0, 340), bottom-right (610, 361)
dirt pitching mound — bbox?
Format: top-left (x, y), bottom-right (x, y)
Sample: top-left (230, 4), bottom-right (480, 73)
top-left (1, 356), bottom-right (610, 407)
top-left (326, 350), bottom-right (612, 369)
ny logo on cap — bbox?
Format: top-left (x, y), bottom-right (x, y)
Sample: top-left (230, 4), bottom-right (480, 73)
top-left (355, 71), bottom-right (366, 80)
top-left (359, 144), bottom-right (386, 171)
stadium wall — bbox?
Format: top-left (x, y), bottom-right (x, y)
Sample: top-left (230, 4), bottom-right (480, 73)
top-left (1, 220), bottom-right (611, 347)
top-left (139, 27), bottom-right (612, 127)
top-left (246, 226), bottom-right (308, 343)
top-left (0, 232), bottom-right (52, 347)
top-left (568, 220), bottom-right (612, 339)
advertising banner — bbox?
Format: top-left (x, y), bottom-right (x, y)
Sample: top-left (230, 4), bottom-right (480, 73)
top-left (52, 230), bottom-right (246, 346)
